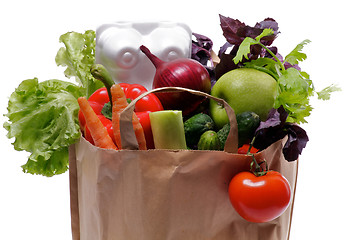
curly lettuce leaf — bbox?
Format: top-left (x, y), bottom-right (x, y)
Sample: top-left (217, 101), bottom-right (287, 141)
top-left (55, 30), bottom-right (103, 98)
top-left (3, 78), bottom-right (84, 177)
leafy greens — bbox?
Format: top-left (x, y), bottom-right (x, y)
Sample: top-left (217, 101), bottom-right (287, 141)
top-left (55, 30), bottom-right (103, 98)
top-left (253, 106), bottom-right (309, 162)
top-left (4, 30), bottom-right (98, 176)
top-left (211, 15), bottom-right (340, 160)
top-left (231, 25), bottom-right (340, 124)
top-left (4, 79), bottom-right (84, 176)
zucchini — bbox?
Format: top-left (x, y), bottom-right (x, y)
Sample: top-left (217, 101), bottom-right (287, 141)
top-left (197, 130), bottom-right (221, 150)
top-left (184, 113), bottom-right (215, 148)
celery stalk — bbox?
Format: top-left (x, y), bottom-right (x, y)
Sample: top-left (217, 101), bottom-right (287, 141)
top-left (149, 110), bottom-right (187, 150)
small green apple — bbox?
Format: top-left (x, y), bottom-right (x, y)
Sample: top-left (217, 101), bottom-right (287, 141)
top-left (210, 68), bottom-right (277, 128)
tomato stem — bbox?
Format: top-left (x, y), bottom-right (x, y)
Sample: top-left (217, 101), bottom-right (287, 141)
top-left (247, 136), bottom-right (256, 155)
top-left (248, 135), bottom-right (268, 177)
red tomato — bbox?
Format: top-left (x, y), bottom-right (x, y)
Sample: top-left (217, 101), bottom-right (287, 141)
top-left (237, 144), bottom-right (258, 154)
top-left (228, 171), bottom-right (291, 223)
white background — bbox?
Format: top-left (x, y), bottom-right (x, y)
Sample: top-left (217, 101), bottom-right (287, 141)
top-left (1, 0), bottom-right (359, 239)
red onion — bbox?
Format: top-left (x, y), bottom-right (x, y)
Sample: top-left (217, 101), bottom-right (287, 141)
top-left (140, 45), bottom-right (211, 115)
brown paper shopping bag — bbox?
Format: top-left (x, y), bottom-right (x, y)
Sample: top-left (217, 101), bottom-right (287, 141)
top-left (69, 87), bottom-right (298, 240)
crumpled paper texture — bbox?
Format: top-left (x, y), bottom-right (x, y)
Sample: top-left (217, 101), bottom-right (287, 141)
top-left (69, 136), bottom-right (297, 240)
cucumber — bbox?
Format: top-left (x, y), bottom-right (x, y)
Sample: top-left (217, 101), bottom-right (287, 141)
top-left (184, 113), bottom-right (215, 148)
top-left (217, 124), bottom-right (230, 150)
top-left (217, 111), bottom-right (260, 150)
top-left (149, 110), bottom-right (187, 150)
top-left (197, 130), bottom-right (221, 150)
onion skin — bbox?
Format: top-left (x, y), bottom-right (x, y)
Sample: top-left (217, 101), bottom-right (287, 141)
top-left (140, 45), bottom-right (211, 115)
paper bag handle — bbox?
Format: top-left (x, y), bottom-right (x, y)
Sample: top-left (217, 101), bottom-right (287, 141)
top-left (119, 87), bottom-right (239, 153)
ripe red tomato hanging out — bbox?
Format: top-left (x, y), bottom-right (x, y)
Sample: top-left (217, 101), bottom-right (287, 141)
top-left (228, 171), bottom-right (291, 223)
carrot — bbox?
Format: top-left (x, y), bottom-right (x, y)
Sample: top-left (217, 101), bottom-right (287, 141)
top-left (111, 84), bottom-right (147, 150)
top-left (77, 97), bottom-right (118, 150)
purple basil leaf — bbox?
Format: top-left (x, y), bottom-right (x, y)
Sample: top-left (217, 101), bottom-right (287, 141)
top-left (283, 124), bottom-right (309, 161)
top-left (255, 18), bottom-right (279, 32)
top-left (236, 25), bottom-right (263, 40)
top-left (218, 42), bottom-right (233, 56)
top-left (192, 44), bottom-right (210, 65)
top-left (254, 18), bottom-right (279, 46)
top-left (249, 44), bottom-right (263, 60)
top-left (216, 16), bottom-right (280, 80)
top-left (254, 106), bottom-right (309, 162)
top-left (254, 127), bottom-right (287, 152)
top-left (219, 14), bottom-right (246, 45)
top-left (235, 18), bottom-right (278, 46)
top-left (191, 33), bottom-right (216, 82)
top-left (256, 106), bottom-right (288, 131)
top-left (214, 53), bottom-right (238, 79)
top-left (254, 107), bottom-right (288, 151)
top-left (192, 33), bottom-right (213, 65)
top-left (264, 46), bottom-right (278, 58)
top-left (192, 33), bottom-right (213, 51)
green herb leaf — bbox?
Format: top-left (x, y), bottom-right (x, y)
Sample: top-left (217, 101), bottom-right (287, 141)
top-left (3, 78), bottom-right (83, 177)
top-left (275, 67), bottom-right (313, 123)
top-left (231, 28), bottom-right (340, 124)
top-left (317, 84), bottom-right (342, 100)
top-left (233, 37), bottom-right (257, 63)
top-left (284, 39), bottom-right (311, 65)
top-left (255, 28), bottom-right (274, 42)
top-left (233, 28), bottom-right (274, 64)
top-left (243, 57), bottom-right (280, 80)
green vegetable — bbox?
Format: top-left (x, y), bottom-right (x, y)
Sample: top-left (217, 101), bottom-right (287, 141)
top-left (233, 28), bottom-right (341, 123)
top-left (149, 110), bottom-right (187, 150)
top-left (217, 112), bottom-right (260, 150)
top-left (4, 30), bottom-right (99, 177)
top-left (55, 30), bottom-right (103, 98)
top-left (184, 113), bottom-right (215, 148)
top-left (3, 78), bottom-right (84, 176)
top-left (217, 124), bottom-right (230, 151)
top-left (197, 130), bottom-right (221, 150)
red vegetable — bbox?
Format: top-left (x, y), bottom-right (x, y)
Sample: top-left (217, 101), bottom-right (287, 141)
top-left (140, 45), bottom-right (211, 115)
top-left (77, 97), bottom-right (117, 150)
top-left (237, 144), bottom-right (258, 154)
top-left (111, 84), bottom-right (147, 150)
top-left (228, 170), bottom-right (291, 223)
top-left (84, 115), bottom-right (115, 146)
top-left (78, 82), bottom-right (163, 149)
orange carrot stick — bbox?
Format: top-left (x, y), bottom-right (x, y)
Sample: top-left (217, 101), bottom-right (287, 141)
top-left (111, 84), bottom-right (147, 150)
top-left (77, 97), bottom-right (118, 150)
top-left (110, 85), bottom-right (126, 149)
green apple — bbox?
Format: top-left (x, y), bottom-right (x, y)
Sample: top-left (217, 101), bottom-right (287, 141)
top-left (210, 68), bottom-right (277, 128)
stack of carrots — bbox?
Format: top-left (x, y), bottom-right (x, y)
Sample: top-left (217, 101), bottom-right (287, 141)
top-left (77, 84), bottom-right (147, 150)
